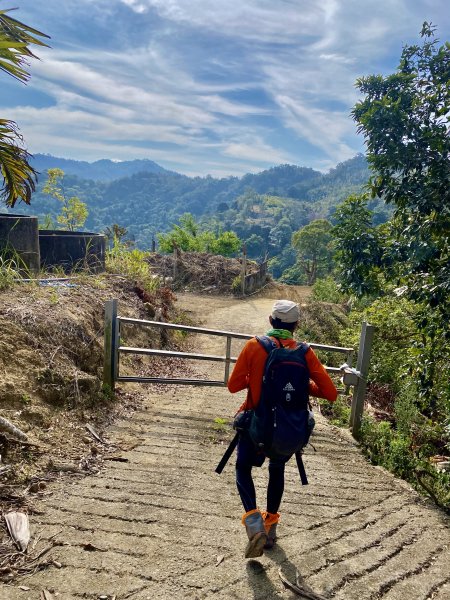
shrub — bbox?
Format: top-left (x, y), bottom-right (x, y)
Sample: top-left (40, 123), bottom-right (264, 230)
top-left (359, 414), bottom-right (449, 510)
top-left (318, 395), bottom-right (351, 427)
top-left (106, 238), bottom-right (159, 291)
top-left (311, 276), bottom-right (347, 304)
top-left (342, 295), bottom-right (419, 392)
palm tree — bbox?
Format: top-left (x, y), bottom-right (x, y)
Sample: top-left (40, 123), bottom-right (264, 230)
top-left (0, 6), bottom-right (49, 207)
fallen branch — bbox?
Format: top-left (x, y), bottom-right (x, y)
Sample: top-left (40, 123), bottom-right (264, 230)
top-left (415, 469), bottom-right (449, 512)
top-left (278, 567), bottom-right (329, 600)
top-left (0, 417), bottom-right (27, 442)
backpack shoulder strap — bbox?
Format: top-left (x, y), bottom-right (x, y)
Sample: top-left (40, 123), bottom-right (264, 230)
top-left (296, 341), bottom-right (310, 356)
top-left (255, 335), bottom-right (279, 354)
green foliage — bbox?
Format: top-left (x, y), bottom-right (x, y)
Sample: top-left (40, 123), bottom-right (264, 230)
top-left (0, 8), bottom-right (49, 207)
top-left (318, 395), bottom-right (352, 427)
top-left (43, 168), bottom-right (88, 231)
top-left (352, 24), bottom-right (450, 411)
top-left (279, 262), bottom-right (307, 285)
top-left (0, 7), bottom-right (50, 82)
top-left (106, 237), bottom-right (159, 291)
top-left (39, 213), bottom-right (54, 230)
top-left (334, 294), bottom-right (449, 509)
top-left (290, 219), bottom-right (334, 285)
top-left (311, 276), bottom-right (346, 304)
top-left (359, 415), bottom-right (449, 510)
top-left (17, 155), bottom-right (375, 264)
top-left (332, 194), bottom-right (383, 296)
top-left (212, 417), bottom-right (230, 433)
top-left (342, 295), bottom-right (419, 392)
top-left (158, 213), bottom-right (241, 256)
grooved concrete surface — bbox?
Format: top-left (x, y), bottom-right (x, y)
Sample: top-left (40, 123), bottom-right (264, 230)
top-left (3, 294), bottom-right (449, 600)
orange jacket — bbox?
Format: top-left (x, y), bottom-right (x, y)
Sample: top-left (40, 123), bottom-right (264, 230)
top-left (227, 336), bottom-right (338, 412)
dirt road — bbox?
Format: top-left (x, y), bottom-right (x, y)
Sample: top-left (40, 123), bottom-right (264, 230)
top-left (3, 293), bottom-right (449, 600)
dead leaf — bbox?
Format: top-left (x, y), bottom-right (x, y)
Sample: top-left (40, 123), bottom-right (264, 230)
top-left (4, 512), bottom-right (30, 552)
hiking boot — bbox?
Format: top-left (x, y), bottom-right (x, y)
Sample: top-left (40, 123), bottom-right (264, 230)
top-left (242, 509), bottom-right (267, 558)
top-left (262, 511), bottom-right (280, 549)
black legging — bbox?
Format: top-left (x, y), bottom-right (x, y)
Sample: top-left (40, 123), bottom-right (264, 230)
top-left (235, 434), bottom-right (289, 514)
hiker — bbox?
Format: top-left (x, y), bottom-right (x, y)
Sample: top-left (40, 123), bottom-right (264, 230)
top-left (227, 299), bottom-right (338, 558)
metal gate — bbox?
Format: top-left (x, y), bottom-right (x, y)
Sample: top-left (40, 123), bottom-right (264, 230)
top-left (103, 299), bottom-right (373, 437)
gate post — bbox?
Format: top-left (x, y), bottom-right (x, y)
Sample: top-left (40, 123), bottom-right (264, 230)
top-left (104, 299), bottom-right (119, 393)
top-left (224, 335), bottom-right (232, 384)
top-left (350, 321), bottom-right (374, 439)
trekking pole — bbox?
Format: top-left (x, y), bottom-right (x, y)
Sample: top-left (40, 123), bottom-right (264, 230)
top-left (215, 432), bottom-right (239, 474)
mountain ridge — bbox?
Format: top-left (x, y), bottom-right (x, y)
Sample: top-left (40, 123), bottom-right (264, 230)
top-left (31, 153), bottom-right (169, 182)
top-left (12, 153), bottom-right (381, 259)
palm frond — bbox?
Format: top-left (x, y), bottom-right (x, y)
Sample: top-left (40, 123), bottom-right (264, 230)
top-left (0, 119), bottom-right (36, 207)
top-left (0, 7), bottom-right (50, 82)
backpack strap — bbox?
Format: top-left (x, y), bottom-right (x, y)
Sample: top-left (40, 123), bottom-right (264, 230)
top-left (296, 342), bottom-right (310, 357)
top-left (295, 451), bottom-right (309, 485)
top-left (255, 335), bottom-right (280, 353)
top-left (256, 336), bottom-right (310, 355)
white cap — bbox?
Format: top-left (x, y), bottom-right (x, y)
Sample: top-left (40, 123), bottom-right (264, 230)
top-left (271, 300), bottom-right (300, 323)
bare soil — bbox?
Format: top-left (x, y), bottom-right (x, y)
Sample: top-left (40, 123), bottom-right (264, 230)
top-left (0, 275), bottom-right (187, 493)
top-left (1, 289), bottom-right (449, 600)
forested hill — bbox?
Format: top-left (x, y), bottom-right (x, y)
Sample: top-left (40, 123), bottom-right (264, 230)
top-left (14, 153), bottom-right (384, 250)
top-left (31, 154), bottom-right (169, 181)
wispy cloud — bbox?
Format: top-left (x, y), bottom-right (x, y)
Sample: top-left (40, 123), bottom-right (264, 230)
top-left (2, 0), bottom-right (449, 176)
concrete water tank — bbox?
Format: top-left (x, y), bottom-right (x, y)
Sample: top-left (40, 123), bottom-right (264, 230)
top-left (39, 230), bottom-right (106, 273)
top-left (0, 213), bottom-right (40, 275)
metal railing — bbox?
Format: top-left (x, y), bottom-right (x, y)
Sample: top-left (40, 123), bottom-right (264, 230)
top-left (103, 299), bottom-right (373, 439)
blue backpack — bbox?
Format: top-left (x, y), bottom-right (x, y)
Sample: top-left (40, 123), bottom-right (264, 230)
top-left (248, 336), bottom-right (315, 472)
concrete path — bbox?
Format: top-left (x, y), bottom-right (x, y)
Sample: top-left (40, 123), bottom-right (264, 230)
top-left (3, 294), bottom-right (449, 600)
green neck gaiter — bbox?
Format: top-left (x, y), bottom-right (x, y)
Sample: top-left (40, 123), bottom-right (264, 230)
top-left (266, 328), bottom-right (293, 339)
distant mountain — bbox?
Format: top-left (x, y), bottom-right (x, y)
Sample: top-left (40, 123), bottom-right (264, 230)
top-left (31, 154), bottom-right (168, 181)
top-left (16, 153), bottom-right (384, 259)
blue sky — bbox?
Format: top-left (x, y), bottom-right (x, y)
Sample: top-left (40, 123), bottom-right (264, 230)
top-left (2, 0), bottom-right (450, 177)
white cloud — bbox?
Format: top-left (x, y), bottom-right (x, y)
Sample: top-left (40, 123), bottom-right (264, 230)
top-left (223, 139), bottom-right (293, 164)
top-left (4, 0), bottom-right (450, 176)
top-left (120, 0), bottom-right (328, 40)
top-left (276, 95), bottom-right (356, 162)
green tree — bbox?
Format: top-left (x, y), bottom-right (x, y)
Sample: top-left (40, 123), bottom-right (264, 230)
top-left (158, 213), bottom-right (241, 257)
top-left (332, 194), bottom-right (383, 296)
top-left (245, 233), bottom-right (265, 258)
top-left (43, 168), bottom-right (88, 231)
top-left (352, 23), bottom-right (450, 413)
top-left (158, 213), bottom-right (201, 252)
top-left (0, 6), bottom-right (49, 207)
top-left (210, 230), bottom-right (241, 256)
top-left (291, 219), bottom-right (333, 285)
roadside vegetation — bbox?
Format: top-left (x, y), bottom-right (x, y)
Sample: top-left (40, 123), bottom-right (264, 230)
top-left (157, 212), bottom-right (241, 257)
top-left (301, 26), bottom-right (450, 511)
